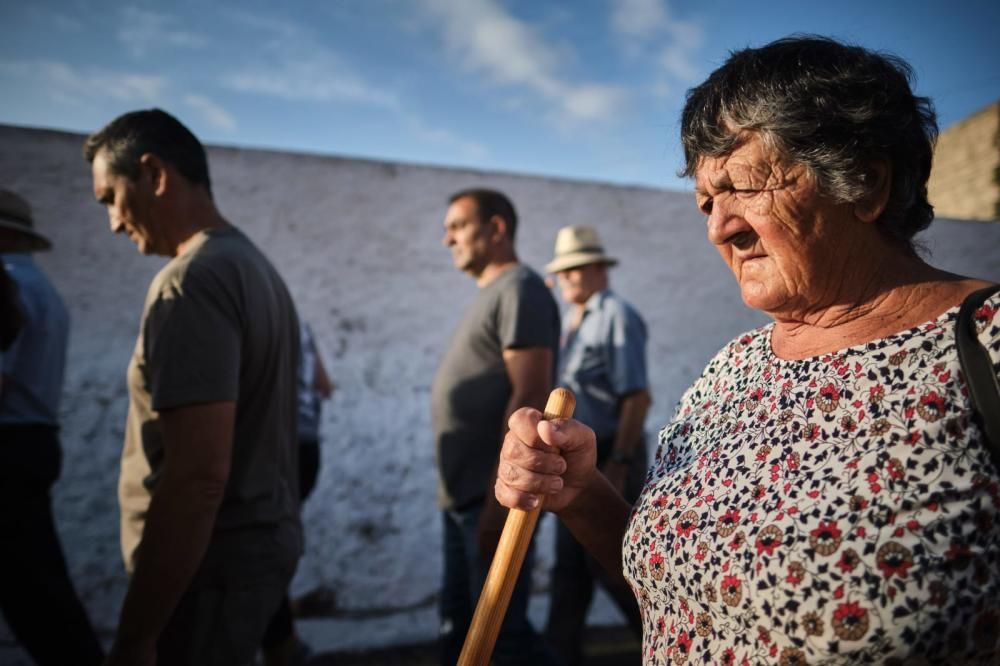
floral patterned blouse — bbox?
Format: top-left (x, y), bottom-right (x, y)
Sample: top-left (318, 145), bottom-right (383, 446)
top-left (624, 293), bottom-right (1000, 665)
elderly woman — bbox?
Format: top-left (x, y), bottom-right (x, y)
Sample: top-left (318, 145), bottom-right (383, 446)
top-left (495, 36), bottom-right (1000, 664)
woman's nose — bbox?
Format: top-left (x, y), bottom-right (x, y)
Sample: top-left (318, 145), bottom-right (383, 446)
top-left (706, 196), bottom-right (751, 246)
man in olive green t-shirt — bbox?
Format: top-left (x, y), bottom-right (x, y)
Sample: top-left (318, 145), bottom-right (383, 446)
top-left (85, 109), bottom-right (301, 666)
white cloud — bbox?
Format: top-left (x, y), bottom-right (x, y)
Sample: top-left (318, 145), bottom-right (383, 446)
top-left (219, 11), bottom-right (399, 109)
top-left (118, 7), bottom-right (207, 57)
top-left (612, 0), bottom-right (668, 39)
top-left (183, 94), bottom-right (237, 132)
top-left (610, 0), bottom-right (703, 83)
top-left (219, 11), bottom-right (485, 158)
top-left (563, 85), bottom-right (628, 122)
top-left (224, 58), bottom-right (400, 109)
top-left (419, 0), bottom-right (627, 123)
top-left (0, 59), bottom-right (165, 104)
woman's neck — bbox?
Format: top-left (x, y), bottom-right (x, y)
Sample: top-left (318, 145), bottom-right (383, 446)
top-left (770, 253), bottom-right (981, 360)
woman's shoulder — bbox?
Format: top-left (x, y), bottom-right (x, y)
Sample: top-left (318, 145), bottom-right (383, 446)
top-left (675, 324), bottom-right (774, 402)
top-left (711, 324), bottom-right (774, 365)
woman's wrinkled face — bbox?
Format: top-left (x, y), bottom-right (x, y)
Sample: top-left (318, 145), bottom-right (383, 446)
top-left (693, 134), bottom-right (858, 321)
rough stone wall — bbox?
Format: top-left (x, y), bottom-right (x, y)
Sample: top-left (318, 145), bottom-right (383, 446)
top-left (928, 100), bottom-right (1000, 221)
top-left (1, 124), bottom-right (999, 656)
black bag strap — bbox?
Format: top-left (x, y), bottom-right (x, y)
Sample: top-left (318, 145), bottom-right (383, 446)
top-left (955, 284), bottom-right (1000, 465)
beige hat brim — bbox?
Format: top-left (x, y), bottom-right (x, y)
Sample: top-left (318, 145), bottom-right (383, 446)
top-left (545, 251), bottom-right (617, 274)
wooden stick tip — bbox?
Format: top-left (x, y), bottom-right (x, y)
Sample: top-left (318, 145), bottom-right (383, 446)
top-left (543, 388), bottom-right (575, 420)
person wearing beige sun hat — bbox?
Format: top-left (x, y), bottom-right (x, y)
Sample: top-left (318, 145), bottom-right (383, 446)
top-left (543, 224), bottom-right (649, 666)
top-left (0, 188), bottom-right (53, 253)
top-left (1, 188), bottom-right (105, 665)
top-left (543, 224), bottom-right (618, 274)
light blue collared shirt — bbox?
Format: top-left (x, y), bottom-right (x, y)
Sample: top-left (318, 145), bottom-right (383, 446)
top-left (558, 288), bottom-right (647, 442)
top-left (0, 253), bottom-right (69, 426)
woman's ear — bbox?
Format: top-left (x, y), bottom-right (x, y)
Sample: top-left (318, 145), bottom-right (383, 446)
top-left (854, 159), bottom-right (892, 223)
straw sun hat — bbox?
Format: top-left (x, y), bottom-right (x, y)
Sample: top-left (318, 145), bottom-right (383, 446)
top-left (544, 224), bottom-right (617, 274)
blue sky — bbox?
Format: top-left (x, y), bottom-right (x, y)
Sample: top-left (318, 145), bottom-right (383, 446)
top-left (1, 0), bottom-right (997, 191)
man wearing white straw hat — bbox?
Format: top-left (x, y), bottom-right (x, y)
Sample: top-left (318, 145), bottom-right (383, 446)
top-left (0, 188), bottom-right (105, 665)
top-left (544, 224), bottom-right (649, 666)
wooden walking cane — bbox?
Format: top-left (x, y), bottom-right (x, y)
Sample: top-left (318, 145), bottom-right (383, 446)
top-left (457, 387), bottom-right (576, 666)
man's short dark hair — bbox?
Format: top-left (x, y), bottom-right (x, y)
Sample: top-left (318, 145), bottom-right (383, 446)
top-left (83, 108), bottom-right (212, 195)
top-left (448, 188), bottom-right (518, 241)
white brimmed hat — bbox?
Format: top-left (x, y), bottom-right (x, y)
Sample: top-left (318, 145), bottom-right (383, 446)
top-left (0, 189), bottom-right (52, 252)
top-left (544, 225), bottom-right (617, 274)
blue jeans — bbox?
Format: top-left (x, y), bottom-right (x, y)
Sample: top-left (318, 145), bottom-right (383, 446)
top-left (439, 503), bottom-right (556, 666)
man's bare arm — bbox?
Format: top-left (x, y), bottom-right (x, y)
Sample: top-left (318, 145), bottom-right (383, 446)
top-left (477, 346), bottom-right (553, 560)
top-left (604, 388), bottom-right (651, 492)
top-left (108, 401), bottom-right (235, 665)
top-left (313, 352), bottom-right (334, 399)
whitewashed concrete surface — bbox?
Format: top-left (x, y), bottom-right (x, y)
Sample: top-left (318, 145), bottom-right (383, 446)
top-left (1, 124), bottom-right (998, 658)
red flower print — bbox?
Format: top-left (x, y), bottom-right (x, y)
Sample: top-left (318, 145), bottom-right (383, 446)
top-left (974, 303), bottom-right (998, 333)
top-left (695, 612), bottom-right (712, 637)
top-left (809, 521), bottom-right (843, 556)
top-left (720, 575), bottom-right (742, 606)
top-left (676, 510), bottom-right (698, 538)
top-left (876, 541), bottom-right (914, 579)
top-left (717, 509), bottom-right (740, 537)
top-left (869, 385), bottom-right (885, 404)
top-left (816, 383), bottom-right (840, 412)
top-left (840, 415), bottom-right (857, 432)
top-left (786, 561), bottom-right (805, 585)
top-left (832, 601), bottom-right (869, 640)
top-left (779, 646), bottom-right (807, 665)
top-left (801, 611), bottom-right (823, 637)
top-left (836, 548), bottom-right (860, 573)
top-left (916, 391), bottom-right (947, 422)
top-left (886, 458), bottom-right (905, 480)
top-left (870, 418), bottom-right (890, 436)
top-left (649, 552), bottom-right (665, 580)
top-left (755, 524), bottom-right (783, 557)
top-left (651, 495), bottom-right (669, 519)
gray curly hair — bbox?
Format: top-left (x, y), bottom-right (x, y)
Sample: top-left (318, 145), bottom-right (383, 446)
top-left (680, 35), bottom-right (938, 250)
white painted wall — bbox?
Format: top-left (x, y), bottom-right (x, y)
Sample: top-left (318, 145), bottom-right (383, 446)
top-left (2, 125), bottom-right (998, 656)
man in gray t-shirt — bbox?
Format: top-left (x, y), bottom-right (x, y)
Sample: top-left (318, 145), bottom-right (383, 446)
top-left (86, 109), bottom-right (301, 666)
top-left (432, 188), bottom-right (560, 665)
